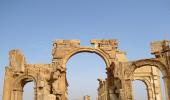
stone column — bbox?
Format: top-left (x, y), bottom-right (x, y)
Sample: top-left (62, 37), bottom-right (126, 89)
top-left (119, 89), bottom-right (125, 100)
top-left (59, 70), bottom-right (67, 100)
top-left (124, 79), bottom-right (133, 100)
top-left (163, 76), bottom-right (170, 100)
top-left (108, 88), bottom-right (118, 100)
top-left (151, 72), bottom-right (162, 100)
top-left (34, 87), bottom-right (38, 100)
top-left (3, 68), bottom-right (13, 100)
top-left (11, 89), bottom-right (23, 100)
top-left (147, 87), bottom-right (153, 100)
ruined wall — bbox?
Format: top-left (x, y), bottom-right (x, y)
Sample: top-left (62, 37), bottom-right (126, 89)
top-left (3, 39), bottom-right (170, 100)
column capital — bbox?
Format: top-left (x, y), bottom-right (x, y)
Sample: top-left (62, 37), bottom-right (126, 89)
top-left (13, 88), bottom-right (23, 92)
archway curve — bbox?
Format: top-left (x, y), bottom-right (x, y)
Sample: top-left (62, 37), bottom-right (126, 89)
top-left (63, 47), bottom-right (111, 68)
top-left (131, 59), bottom-right (170, 100)
top-left (13, 74), bottom-right (37, 91)
top-left (132, 59), bottom-right (168, 77)
top-left (65, 48), bottom-right (108, 100)
top-left (133, 77), bottom-right (151, 89)
top-left (133, 79), bottom-right (150, 100)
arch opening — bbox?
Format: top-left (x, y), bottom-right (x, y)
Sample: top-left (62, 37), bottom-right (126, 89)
top-left (12, 75), bottom-right (37, 100)
top-left (66, 52), bottom-right (107, 100)
top-left (64, 48), bottom-right (110, 68)
top-left (133, 80), bottom-right (148, 100)
top-left (133, 65), bottom-right (166, 100)
top-left (132, 59), bottom-right (168, 77)
top-left (23, 82), bottom-right (34, 100)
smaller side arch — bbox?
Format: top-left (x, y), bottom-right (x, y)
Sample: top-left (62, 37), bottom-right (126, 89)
top-left (131, 59), bottom-right (168, 77)
top-left (127, 59), bottom-right (170, 100)
top-left (133, 78), bottom-right (153, 100)
top-left (13, 75), bottom-right (37, 90)
top-left (133, 77), bottom-right (151, 89)
top-left (11, 74), bottom-right (37, 100)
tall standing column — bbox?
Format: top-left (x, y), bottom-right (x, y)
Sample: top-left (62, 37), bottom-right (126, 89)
top-left (147, 87), bottom-right (154, 100)
top-left (3, 68), bottom-right (13, 100)
top-left (11, 89), bottom-right (23, 100)
top-left (163, 76), bottom-right (170, 100)
top-left (124, 79), bottom-right (133, 100)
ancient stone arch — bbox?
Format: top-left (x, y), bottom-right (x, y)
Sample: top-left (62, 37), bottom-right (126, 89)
top-left (63, 47), bottom-right (111, 67)
top-left (12, 75), bottom-right (37, 100)
top-left (133, 66), bottom-right (163, 100)
top-left (123, 40), bottom-right (170, 100)
top-left (3, 39), bottom-right (170, 100)
top-left (131, 59), bottom-right (168, 77)
top-left (124, 59), bottom-right (170, 100)
top-left (133, 78), bottom-right (153, 100)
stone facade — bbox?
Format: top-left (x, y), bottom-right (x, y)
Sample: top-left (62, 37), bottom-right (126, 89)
top-left (2, 39), bottom-right (170, 100)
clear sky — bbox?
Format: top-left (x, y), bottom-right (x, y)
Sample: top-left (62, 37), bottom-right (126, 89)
top-left (0, 0), bottom-right (170, 100)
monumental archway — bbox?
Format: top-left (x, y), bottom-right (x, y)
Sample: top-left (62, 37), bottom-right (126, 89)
top-left (3, 39), bottom-right (170, 100)
top-left (51, 40), bottom-right (118, 100)
top-left (66, 52), bottom-right (107, 99)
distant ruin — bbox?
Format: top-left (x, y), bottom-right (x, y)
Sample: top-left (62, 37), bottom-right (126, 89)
top-left (84, 95), bottom-right (90, 100)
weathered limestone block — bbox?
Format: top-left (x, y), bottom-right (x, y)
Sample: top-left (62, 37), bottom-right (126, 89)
top-left (97, 79), bottom-right (108, 100)
top-left (9, 49), bottom-right (26, 73)
top-left (91, 39), bottom-right (118, 59)
top-left (53, 40), bottom-right (80, 47)
top-left (40, 94), bottom-right (56, 100)
top-left (151, 40), bottom-right (170, 55)
top-left (115, 50), bottom-right (128, 62)
top-left (52, 40), bottom-right (80, 59)
top-left (52, 59), bottom-right (65, 71)
top-left (52, 70), bottom-right (62, 95)
top-left (91, 39), bottom-right (118, 50)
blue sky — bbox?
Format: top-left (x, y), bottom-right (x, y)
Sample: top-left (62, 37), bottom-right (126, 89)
top-left (0, 0), bottom-right (170, 100)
